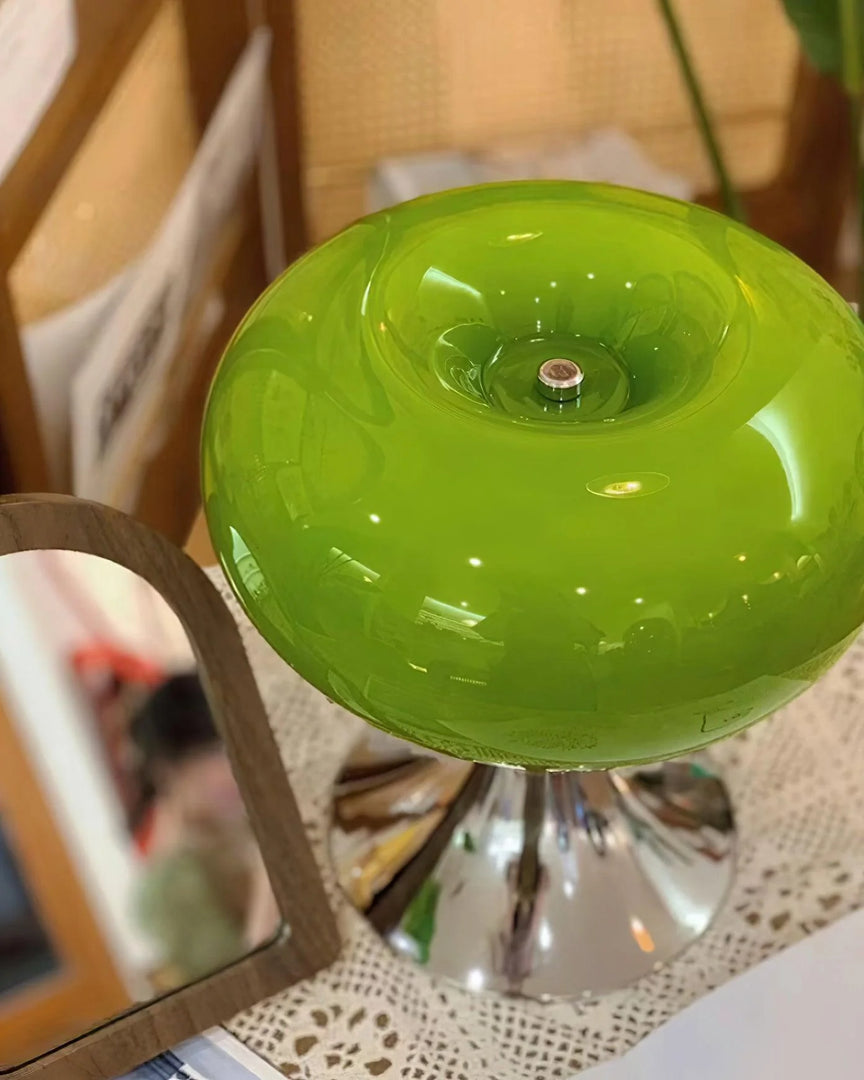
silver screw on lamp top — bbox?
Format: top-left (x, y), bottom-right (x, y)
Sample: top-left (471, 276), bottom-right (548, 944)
top-left (536, 358), bottom-right (584, 402)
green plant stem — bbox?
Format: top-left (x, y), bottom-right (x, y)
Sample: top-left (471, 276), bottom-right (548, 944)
top-left (839, 0), bottom-right (864, 314)
top-left (656, 0), bottom-right (745, 223)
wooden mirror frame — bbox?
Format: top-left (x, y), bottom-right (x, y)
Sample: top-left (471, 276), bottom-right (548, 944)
top-left (0, 494), bottom-right (340, 1079)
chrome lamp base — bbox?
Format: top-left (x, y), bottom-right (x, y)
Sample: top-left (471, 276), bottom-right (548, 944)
top-left (333, 748), bottom-right (735, 1000)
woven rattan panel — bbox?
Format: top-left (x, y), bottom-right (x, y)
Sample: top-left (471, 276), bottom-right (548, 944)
top-left (296, 0), bottom-right (798, 241)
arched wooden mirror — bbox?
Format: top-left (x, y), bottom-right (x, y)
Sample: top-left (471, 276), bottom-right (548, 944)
top-left (0, 495), bottom-right (340, 1079)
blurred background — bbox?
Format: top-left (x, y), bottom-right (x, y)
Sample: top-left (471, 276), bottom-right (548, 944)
top-left (0, 0), bottom-right (858, 1061)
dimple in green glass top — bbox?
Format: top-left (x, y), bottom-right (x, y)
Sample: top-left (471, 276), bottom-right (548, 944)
top-left (202, 181), bottom-right (864, 769)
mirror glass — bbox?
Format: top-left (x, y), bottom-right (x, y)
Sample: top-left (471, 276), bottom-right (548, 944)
top-left (0, 551), bottom-right (280, 1070)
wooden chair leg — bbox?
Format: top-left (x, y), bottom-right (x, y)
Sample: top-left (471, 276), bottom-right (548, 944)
top-left (698, 57), bottom-right (853, 285)
top-left (0, 281), bottom-right (50, 493)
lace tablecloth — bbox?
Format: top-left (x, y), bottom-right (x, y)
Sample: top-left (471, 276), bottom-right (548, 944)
top-left (210, 571), bottom-right (864, 1079)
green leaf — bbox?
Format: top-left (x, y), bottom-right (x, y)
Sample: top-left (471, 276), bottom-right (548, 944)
top-left (781, 0), bottom-right (864, 80)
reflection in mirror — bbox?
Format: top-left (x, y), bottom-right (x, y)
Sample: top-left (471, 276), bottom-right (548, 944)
top-left (0, 551), bottom-right (280, 1070)
top-left (0, 825), bottom-right (59, 997)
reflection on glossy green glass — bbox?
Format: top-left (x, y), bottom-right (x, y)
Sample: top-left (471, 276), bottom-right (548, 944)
top-left (203, 181), bottom-right (864, 769)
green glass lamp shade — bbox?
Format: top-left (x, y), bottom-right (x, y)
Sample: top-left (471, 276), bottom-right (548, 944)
top-left (202, 181), bottom-right (864, 769)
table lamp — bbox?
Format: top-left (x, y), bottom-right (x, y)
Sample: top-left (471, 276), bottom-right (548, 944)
top-left (202, 181), bottom-right (864, 998)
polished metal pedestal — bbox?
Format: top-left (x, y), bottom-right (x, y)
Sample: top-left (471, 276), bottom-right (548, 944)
top-left (333, 751), bottom-right (735, 999)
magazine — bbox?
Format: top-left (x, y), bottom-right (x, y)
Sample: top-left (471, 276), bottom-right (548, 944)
top-left (118, 1028), bottom-right (284, 1080)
